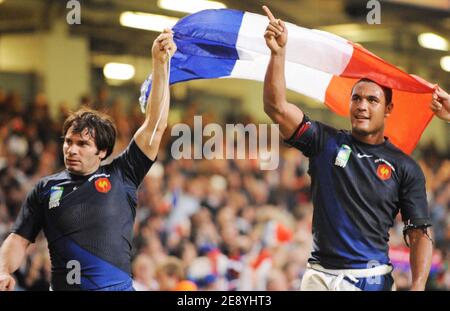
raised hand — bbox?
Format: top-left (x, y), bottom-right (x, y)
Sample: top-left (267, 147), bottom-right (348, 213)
top-left (430, 86), bottom-right (450, 122)
top-left (152, 28), bottom-right (177, 64)
top-left (262, 5), bottom-right (288, 55)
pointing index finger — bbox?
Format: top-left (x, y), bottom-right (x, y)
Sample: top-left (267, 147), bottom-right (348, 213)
top-left (262, 5), bottom-right (276, 22)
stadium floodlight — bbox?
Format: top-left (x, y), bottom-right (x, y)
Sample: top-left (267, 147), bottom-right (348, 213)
top-left (158, 0), bottom-right (226, 14)
top-left (103, 63), bottom-right (135, 80)
top-left (440, 56), bottom-right (450, 72)
top-left (120, 11), bottom-right (179, 32)
top-left (418, 32), bottom-right (448, 51)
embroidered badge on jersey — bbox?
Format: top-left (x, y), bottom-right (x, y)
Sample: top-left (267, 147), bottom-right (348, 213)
top-left (376, 164), bottom-right (392, 180)
top-left (335, 144), bottom-right (352, 168)
top-left (49, 186), bottom-right (64, 209)
top-left (95, 177), bottom-right (111, 193)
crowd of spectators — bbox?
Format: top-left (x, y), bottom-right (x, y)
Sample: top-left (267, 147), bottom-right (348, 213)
top-left (0, 87), bottom-right (448, 291)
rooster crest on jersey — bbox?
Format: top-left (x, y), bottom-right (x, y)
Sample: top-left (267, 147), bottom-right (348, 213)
top-left (376, 164), bottom-right (392, 181)
top-left (95, 178), bottom-right (111, 193)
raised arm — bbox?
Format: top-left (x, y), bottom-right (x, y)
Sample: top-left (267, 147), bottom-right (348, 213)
top-left (407, 228), bottom-right (432, 291)
top-left (134, 29), bottom-right (177, 160)
top-left (0, 233), bottom-right (31, 291)
top-left (262, 5), bottom-right (304, 140)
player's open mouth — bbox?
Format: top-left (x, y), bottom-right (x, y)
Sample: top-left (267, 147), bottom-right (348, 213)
top-left (354, 115), bottom-right (369, 119)
top-left (354, 116), bottom-right (370, 121)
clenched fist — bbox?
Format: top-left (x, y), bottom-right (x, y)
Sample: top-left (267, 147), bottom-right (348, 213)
top-left (152, 28), bottom-right (177, 64)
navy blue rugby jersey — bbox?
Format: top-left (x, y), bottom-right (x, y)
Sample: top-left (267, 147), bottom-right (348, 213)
top-left (285, 116), bottom-right (430, 269)
top-left (12, 140), bottom-right (154, 290)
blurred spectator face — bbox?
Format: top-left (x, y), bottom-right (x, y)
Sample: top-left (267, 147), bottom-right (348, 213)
top-left (180, 241), bottom-right (197, 268)
top-left (228, 191), bottom-right (248, 210)
top-left (63, 127), bottom-right (106, 175)
top-left (33, 93), bottom-right (49, 115)
top-left (250, 180), bottom-right (269, 205)
top-left (7, 91), bottom-right (22, 114)
top-left (132, 254), bottom-right (155, 289)
top-left (168, 172), bottom-right (185, 192)
top-left (217, 206), bottom-right (236, 228)
top-left (141, 232), bottom-right (167, 265)
top-left (7, 135), bottom-right (28, 158)
top-left (186, 177), bottom-right (207, 199)
top-left (187, 256), bottom-right (221, 290)
top-left (140, 175), bottom-right (169, 215)
top-left (34, 93), bottom-right (48, 107)
top-left (155, 257), bottom-right (184, 291)
top-left (220, 223), bottom-right (238, 246)
top-left (227, 171), bottom-right (242, 190)
top-left (283, 261), bottom-right (301, 285)
top-left (206, 175), bottom-right (227, 208)
top-left (266, 269), bottom-right (288, 291)
top-left (240, 206), bottom-right (256, 224)
top-left (235, 235), bottom-right (252, 254)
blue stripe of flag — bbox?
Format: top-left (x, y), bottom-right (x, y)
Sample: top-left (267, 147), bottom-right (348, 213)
top-left (140, 9), bottom-right (244, 111)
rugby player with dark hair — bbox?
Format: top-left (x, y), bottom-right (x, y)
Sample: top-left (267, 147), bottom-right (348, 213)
top-left (262, 5), bottom-right (438, 291)
top-left (0, 29), bottom-right (176, 291)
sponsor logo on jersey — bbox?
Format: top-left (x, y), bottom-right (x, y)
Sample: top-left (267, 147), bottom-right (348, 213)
top-left (335, 144), bottom-right (352, 168)
top-left (377, 164), bottom-right (392, 180)
top-left (88, 173), bottom-right (110, 182)
top-left (49, 186), bottom-right (64, 209)
top-left (95, 177), bottom-right (111, 193)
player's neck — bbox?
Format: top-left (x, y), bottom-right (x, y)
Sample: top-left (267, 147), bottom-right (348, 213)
top-left (351, 130), bottom-right (385, 145)
top-left (67, 166), bottom-right (100, 177)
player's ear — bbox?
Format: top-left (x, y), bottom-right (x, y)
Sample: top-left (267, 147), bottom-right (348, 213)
top-left (96, 149), bottom-right (107, 160)
top-left (385, 101), bottom-right (393, 117)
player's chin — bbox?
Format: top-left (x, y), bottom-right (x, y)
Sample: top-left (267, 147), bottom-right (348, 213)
top-left (351, 124), bottom-right (372, 136)
top-left (65, 163), bottom-right (81, 173)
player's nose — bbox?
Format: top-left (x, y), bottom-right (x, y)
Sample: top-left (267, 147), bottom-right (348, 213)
top-left (356, 98), bottom-right (369, 110)
top-left (66, 144), bottom-right (78, 155)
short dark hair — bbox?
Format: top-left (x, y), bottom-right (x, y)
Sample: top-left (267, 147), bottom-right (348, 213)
top-left (352, 78), bottom-right (393, 105)
top-left (62, 107), bottom-right (117, 160)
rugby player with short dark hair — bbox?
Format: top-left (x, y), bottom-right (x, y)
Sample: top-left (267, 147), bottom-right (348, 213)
top-left (0, 29), bottom-right (176, 291)
top-left (261, 5), bottom-right (443, 291)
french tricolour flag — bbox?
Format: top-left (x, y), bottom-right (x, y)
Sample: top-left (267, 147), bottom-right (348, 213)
top-left (140, 9), bottom-right (435, 154)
